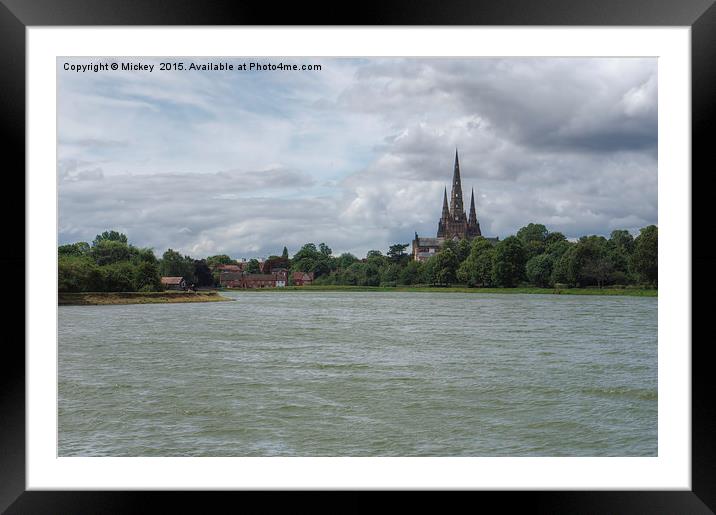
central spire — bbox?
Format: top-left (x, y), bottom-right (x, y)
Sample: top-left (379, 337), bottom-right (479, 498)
top-left (450, 148), bottom-right (465, 220)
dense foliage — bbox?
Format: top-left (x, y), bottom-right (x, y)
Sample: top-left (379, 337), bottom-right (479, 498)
top-left (59, 224), bottom-right (657, 292)
top-left (58, 235), bottom-right (162, 292)
top-left (308, 223), bottom-right (657, 289)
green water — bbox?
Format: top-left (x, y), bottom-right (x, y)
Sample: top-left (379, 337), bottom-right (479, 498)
top-left (58, 291), bottom-right (657, 456)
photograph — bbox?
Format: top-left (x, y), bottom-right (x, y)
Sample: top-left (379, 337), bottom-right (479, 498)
top-left (56, 56), bottom-right (659, 458)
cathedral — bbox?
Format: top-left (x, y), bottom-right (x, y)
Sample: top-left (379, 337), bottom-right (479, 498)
top-left (437, 149), bottom-right (481, 240)
top-left (412, 150), bottom-right (490, 262)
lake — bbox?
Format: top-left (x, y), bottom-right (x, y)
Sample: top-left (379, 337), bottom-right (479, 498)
top-left (58, 291), bottom-right (657, 456)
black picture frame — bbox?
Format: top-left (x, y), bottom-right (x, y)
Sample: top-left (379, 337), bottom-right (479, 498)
top-left (2, 0), bottom-right (713, 511)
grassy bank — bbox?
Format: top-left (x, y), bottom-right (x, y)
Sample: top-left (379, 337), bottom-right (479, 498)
top-left (225, 285), bottom-right (657, 297)
top-left (59, 291), bottom-right (232, 305)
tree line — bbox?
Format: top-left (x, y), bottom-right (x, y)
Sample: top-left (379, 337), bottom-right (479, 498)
top-left (58, 224), bottom-right (657, 293)
top-left (298, 223), bottom-right (658, 289)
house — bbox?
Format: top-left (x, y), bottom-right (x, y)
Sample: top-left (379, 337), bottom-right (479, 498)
top-left (161, 276), bottom-right (186, 290)
top-left (219, 270), bottom-right (288, 289)
top-left (241, 270), bottom-right (288, 289)
top-left (218, 272), bottom-right (243, 288)
top-left (274, 270), bottom-right (287, 287)
top-left (292, 271), bottom-right (315, 286)
top-left (412, 235), bottom-right (444, 262)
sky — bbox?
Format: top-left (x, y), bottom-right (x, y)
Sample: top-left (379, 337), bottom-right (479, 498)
top-left (57, 57), bottom-right (657, 259)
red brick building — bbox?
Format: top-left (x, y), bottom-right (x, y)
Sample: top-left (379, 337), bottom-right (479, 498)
top-left (221, 270), bottom-right (288, 289)
top-left (292, 271), bottom-right (315, 286)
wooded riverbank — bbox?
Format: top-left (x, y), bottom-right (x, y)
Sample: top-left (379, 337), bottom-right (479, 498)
top-left (58, 291), bottom-right (231, 305)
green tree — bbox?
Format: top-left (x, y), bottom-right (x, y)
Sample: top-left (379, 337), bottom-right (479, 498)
top-left (387, 243), bottom-right (409, 262)
top-left (366, 250), bottom-right (389, 270)
top-left (133, 261), bottom-right (162, 291)
top-left (104, 262), bottom-right (136, 292)
top-left (58, 241), bottom-right (90, 257)
top-left (133, 247), bottom-right (158, 265)
top-left (206, 254), bottom-right (234, 267)
top-left (609, 229), bottom-right (635, 254)
top-left (607, 229), bottom-right (634, 284)
top-left (363, 262), bottom-right (381, 286)
top-left (517, 223), bottom-right (549, 260)
top-left (492, 236), bottom-right (526, 287)
top-left (456, 238), bottom-right (471, 263)
top-left (380, 263), bottom-right (401, 286)
top-left (523, 240), bottom-right (546, 261)
top-left (398, 260), bottom-right (422, 285)
top-left (552, 245), bottom-right (577, 286)
top-left (432, 248), bottom-right (459, 285)
top-left (341, 262), bottom-right (364, 285)
top-left (245, 259), bottom-right (261, 274)
top-left (441, 239), bottom-right (459, 255)
top-left (421, 255), bottom-right (438, 285)
top-left (335, 252), bottom-right (359, 269)
top-left (560, 235), bottom-right (614, 287)
top-left (282, 246), bottom-right (289, 259)
top-left (90, 239), bottom-right (133, 266)
top-left (546, 237), bottom-right (572, 260)
top-left (517, 223), bottom-right (548, 244)
top-left (457, 237), bottom-right (495, 286)
top-left (291, 243), bottom-right (332, 277)
top-left (544, 231), bottom-right (567, 249)
top-left (193, 259), bottom-right (213, 286)
top-left (632, 225), bottom-right (658, 286)
top-left (526, 254), bottom-right (555, 287)
top-left (92, 230), bottom-right (128, 247)
top-left (159, 249), bottom-right (195, 281)
top-left (581, 254), bottom-right (614, 288)
top-left (58, 255), bottom-right (104, 292)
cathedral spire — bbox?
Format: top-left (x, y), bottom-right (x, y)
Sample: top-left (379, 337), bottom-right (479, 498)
top-left (441, 186), bottom-right (450, 220)
top-left (450, 148), bottom-right (465, 220)
top-left (468, 188), bottom-right (477, 226)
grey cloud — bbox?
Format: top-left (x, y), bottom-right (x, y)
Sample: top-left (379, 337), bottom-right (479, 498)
top-left (58, 159), bottom-right (105, 182)
top-left (59, 169), bottom-right (340, 258)
top-left (338, 58), bottom-right (657, 156)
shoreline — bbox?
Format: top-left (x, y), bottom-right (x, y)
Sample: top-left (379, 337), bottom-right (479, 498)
top-left (59, 291), bottom-right (232, 306)
top-left (221, 285), bottom-right (658, 297)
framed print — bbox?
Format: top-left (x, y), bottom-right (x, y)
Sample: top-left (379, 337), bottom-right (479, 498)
top-left (3, 0), bottom-right (714, 511)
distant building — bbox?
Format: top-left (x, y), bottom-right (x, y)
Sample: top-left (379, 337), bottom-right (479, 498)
top-left (274, 271), bottom-right (287, 287)
top-left (161, 276), bottom-right (186, 290)
top-left (213, 264), bottom-right (244, 288)
top-left (218, 272), bottom-right (243, 288)
top-left (219, 270), bottom-right (288, 289)
top-left (412, 236), bottom-right (443, 262)
top-left (292, 271), bottom-right (314, 286)
top-left (412, 149), bottom-right (497, 262)
top-left (241, 270), bottom-right (288, 289)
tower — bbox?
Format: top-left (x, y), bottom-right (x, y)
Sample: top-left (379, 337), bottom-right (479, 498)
top-left (467, 188), bottom-right (482, 237)
top-left (436, 149), bottom-right (481, 240)
top-left (437, 187), bottom-right (450, 238)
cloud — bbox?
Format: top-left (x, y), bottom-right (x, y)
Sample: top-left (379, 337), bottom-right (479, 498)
top-left (57, 57), bottom-right (657, 258)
